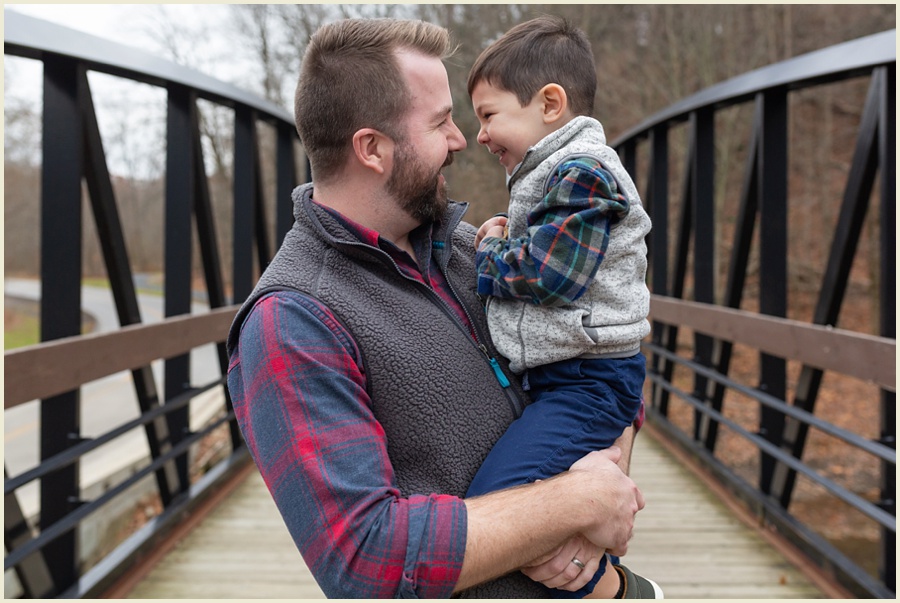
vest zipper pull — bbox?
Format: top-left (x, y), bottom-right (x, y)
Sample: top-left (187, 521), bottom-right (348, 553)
top-left (488, 357), bottom-right (510, 388)
top-left (479, 345), bottom-right (511, 388)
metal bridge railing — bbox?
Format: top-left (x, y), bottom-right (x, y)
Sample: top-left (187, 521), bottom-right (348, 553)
top-left (611, 30), bottom-right (895, 598)
top-left (4, 10), bottom-right (303, 597)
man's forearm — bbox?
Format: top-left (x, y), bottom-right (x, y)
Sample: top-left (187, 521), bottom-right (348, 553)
top-left (455, 475), bottom-right (584, 592)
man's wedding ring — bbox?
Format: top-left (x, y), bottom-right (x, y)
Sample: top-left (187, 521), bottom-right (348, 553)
top-left (571, 558), bottom-right (586, 570)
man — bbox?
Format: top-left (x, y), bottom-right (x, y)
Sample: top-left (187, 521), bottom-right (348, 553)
top-left (226, 18), bottom-right (644, 598)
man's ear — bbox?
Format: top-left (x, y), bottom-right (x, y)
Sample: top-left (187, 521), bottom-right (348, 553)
top-left (352, 128), bottom-right (391, 175)
top-left (539, 84), bottom-right (569, 125)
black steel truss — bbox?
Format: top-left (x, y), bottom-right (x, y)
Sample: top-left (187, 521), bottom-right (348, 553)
top-left (4, 11), bottom-right (300, 598)
top-left (613, 31), bottom-right (897, 598)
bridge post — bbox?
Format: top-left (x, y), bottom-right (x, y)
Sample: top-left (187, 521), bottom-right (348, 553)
top-left (233, 106), bottom-right (259, 302)
top-left (877, 64), bottom-right (895, 593)
top-left (252, 120), bottom-right (272, 276)
top-left (275, 123), bottom-right (298, 249)
top-left (691, 109), bottom-right (715, 443)
top-left (164, 84), bottom-right (196, 497)
top-left (756, 87), bottom-right (788, 496)
top-left (38, 52), bottom-right (85, 594)
top-left (646, 126), bottom-right (671, 418)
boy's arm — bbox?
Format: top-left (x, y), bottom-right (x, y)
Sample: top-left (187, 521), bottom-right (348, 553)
top-left (475, 158), bottom-right (628, 306)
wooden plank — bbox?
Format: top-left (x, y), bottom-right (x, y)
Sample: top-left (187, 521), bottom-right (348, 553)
top-left (624, 433), bottom-right (829, 599)
top-left (4, 306), bottom-right (239, 408)
top-left (128, 432), bottom-right (829, 599)
top-left (126, 468), bottom-right (326, 599)
top-left (649, 295), bottom-right (895, 390)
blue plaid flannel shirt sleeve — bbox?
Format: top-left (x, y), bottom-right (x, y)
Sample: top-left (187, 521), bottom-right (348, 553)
top-left (475, 157), bottom-right (630, 306)
top-left (228, 291), bottom-right (467, 598)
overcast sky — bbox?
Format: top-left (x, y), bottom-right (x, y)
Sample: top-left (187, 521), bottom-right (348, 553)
top-left (5, 4), bottom-right (259, 177)
top-left (6, 4), bottom-right (224, 49)
top-left (7, 3), bottom-right (143, 38)
top-left (5, 4), bottom-right (248, 89)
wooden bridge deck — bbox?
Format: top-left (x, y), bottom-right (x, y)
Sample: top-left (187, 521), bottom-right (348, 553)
top-left (123, 428), bottom-right (835, 599)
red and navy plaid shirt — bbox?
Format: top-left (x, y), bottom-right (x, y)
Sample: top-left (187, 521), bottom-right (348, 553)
top-left (228, 203), bottom-right (471, 598)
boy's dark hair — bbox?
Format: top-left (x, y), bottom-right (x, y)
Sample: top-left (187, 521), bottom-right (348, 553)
top-left (467, 15), bottom-right (596, 116)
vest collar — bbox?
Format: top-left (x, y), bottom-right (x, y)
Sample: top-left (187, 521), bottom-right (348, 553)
top-left (291, 182), bottom-right (469, 269)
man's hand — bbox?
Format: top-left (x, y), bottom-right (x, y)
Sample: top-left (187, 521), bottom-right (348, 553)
top-left (519, 447), bottom-right (642, 591)
top-left (475, 215), bottom-right (508, 248)
top-left (568, 447), bottom-right (644, 557)
top-left (456, 446), bottom-right (643, 593)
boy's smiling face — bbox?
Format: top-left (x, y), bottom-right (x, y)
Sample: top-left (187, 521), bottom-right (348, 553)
top-left (471, 80), bottom-right (557, 176)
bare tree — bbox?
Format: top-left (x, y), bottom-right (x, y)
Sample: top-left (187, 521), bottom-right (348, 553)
top-left (4, 59), bottom-right (42, 166)
top-left (5, 58), bottom-right (43, 277)
top-left (229, 5), bottom-right (293, 106)
top-left (11, 4), bottom-right (887, 291)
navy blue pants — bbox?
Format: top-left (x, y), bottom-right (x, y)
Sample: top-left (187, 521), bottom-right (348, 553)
top-left (467, 353), bottom-right (646, 598)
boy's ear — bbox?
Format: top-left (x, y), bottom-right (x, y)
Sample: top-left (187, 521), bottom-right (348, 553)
top-left (351, 128), bottom-right (391, 175)
top-left (539, 83), bottom-right (569, 124)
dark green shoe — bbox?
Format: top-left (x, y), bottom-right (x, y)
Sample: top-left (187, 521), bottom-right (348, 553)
top-left (614, 564), bottom-right (664, 599)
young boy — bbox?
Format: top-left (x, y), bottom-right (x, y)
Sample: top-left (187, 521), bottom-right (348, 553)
top-left (465, 16), bottom-right (662, 599)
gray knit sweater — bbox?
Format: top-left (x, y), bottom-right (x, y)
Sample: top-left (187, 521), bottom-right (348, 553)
top-left (487, 116), bottom-right (652, 373)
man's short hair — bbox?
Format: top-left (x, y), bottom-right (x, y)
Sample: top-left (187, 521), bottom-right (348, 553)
top-left (296, 18), bottom-right (454, 183)
top-left (467, 15), bottom-right (596, 117)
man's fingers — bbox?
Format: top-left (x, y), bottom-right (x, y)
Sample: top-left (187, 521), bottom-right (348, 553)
top-left (552, 549), bottom-right (601, 592)
top-left (521, 544), bottom-right (562, 570)
top-left (636, 485), bottom-right (645, 511)
top-left (522, 535), bottom-right (603, 591)
top-left (600, 446), bottom-right (622, 463)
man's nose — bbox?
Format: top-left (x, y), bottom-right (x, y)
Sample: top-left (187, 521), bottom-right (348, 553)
top-left (449, 121), bottom-right (467, 151)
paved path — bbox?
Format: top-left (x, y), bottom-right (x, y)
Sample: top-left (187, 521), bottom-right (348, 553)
top-left (125, 431), bottom-right (829, 599)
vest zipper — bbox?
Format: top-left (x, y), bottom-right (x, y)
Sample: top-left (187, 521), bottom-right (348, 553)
top-left (356, 241), bottom-right (525, 418)
top-left (436, 266), bottom-right (524, 418)
top-left (332, 236), bottom-right (526, 419)
top-left (482, 345), bottom-right (510, 387)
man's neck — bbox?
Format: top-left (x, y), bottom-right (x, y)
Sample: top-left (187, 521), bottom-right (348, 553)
top-left (313, 181), bottom-right (420, 259)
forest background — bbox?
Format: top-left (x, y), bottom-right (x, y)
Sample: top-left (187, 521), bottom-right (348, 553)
top-left (4, 4), bottom-right (895, 286)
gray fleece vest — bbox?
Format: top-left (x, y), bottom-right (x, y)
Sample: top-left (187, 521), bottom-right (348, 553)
top-left (227, 184), bottom-right (548, 597)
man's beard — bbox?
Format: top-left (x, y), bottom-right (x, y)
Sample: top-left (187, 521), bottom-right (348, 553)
top-left (387, 141), bottom-right (452, 224)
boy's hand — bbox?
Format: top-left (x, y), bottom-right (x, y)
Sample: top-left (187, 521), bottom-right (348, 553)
top-left (475, 215), bottom-right (509, 249)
